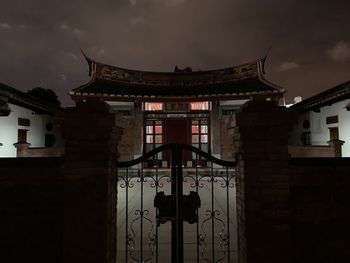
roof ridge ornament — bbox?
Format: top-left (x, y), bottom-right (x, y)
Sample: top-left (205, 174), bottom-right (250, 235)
top-left (80, 48), bottom-right (95, 76)
top-left (174, 65), bottom-right (193, 73)
top-left (259, 46), bottom-right (272, 75)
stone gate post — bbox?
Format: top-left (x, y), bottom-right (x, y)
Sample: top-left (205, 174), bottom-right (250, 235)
top-left (233, 101), bottom-right (292, 263)
top-left (60, 99), bottom-right (123, 263)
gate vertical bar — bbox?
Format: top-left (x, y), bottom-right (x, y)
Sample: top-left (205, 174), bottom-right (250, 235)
top-left (125, 167), bottom-right (129, 263)
top-left (195, 153), bottom-right (199, 263)
top-left (171, 145), bottom-right (177, 263)
top-left (211, 163), bottom-right (215, 262)
top-left (140, 163), bottom-right (144, 262)
top-left (155, 155), bottom-right (159, 263)
top-left (226, 166), bottom-right (231, 263)
top-left (178, 146), bottom-right (184, 263)
top-left (171, 144), bottom-right (184, 263)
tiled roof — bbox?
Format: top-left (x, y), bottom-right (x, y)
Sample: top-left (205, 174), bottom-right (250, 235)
top-left (0, 83), bottom-right (63, 114)
top-left (71, 77), bottom-right (282, 100)
top-left (70, 53), bottom-right (284, 101)
top-left (290, 80), bottom-right (350, 112)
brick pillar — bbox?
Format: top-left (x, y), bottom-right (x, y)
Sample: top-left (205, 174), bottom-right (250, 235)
top-left (60, 99), bottom-right (123, 263)
top-left (13, 142), bottom-right (31, 157)
top-left (327, 139), bottom-right (345, 157)
top-left (233, 101), bottom-right (292, 263)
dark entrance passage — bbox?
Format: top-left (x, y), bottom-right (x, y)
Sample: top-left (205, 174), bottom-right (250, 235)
top-left (116, 144), bottom-right (237, 263)
top-left (165, 119), bottom-right (189, 145)
top-left (164, 119), bottom-right (190, 166)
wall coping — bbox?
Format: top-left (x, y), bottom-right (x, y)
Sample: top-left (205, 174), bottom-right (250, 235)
top-left (289, 157), bottom-right (350, 166)
top-left (0, 157), bottom-right (64, 167)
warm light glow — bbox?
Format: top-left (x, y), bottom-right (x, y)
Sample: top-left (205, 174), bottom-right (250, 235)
top-left (144, 102), bottom-right (163, 111)
top-left (144, 119), bottom-right (163, 154)
top-left (155, 125), bottom-right (162, 134)
top-left (191, 119), bottom-right (209, 153)
top-left (190, 101), bottom-right (209, 111)
top-left (191, 125), bottom-right (199, 133)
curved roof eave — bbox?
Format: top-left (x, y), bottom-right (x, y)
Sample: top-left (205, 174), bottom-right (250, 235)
top-left (71, 51), bottom-right (284, 100)
top-left (81, 49), bottom-right (268, 77)
top-left (258, 75), bottom-right (285, 94)
top-left (69, 92), bottom-right (282, 103)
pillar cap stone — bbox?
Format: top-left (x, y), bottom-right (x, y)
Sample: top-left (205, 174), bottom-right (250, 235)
top-left (327, 139), bottom-right (345, 146)
top-left (13, 142), bottom-right (31, 147)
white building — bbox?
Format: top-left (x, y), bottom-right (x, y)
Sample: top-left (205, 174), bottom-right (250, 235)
top-left (289, 80), bottom-right (350, 157)
top-left (0, 83), bottom-right (64, 157)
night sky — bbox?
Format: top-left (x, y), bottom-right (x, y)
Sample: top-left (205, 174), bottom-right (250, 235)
top-left (1, 0), bottom-right (350, 106)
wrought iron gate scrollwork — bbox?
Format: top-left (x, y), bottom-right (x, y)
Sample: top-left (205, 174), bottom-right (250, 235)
top-left (115, 144), bottom-right (236, 263)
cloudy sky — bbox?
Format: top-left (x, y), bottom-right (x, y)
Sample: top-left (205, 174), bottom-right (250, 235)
top-left (0, 0), bottom-right (349, 106)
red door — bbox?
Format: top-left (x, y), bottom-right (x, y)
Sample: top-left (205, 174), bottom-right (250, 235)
top-left (164, 119), bottom-right (190, 166)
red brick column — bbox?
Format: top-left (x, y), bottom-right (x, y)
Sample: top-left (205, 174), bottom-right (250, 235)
top-left (13, 142), bottom-right (31, 157)
top-left (327, 139), bottom-right (345, 157)
top-left (60, 99), bottom-right (123, 263)
top-left (234, 101), bottom-right (292, 263)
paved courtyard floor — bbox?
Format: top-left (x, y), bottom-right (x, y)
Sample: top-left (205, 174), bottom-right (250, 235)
top-left (116, 168), bottom-right (238, 262)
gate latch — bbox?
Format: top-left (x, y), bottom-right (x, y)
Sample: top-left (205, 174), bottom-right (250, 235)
top-left (154, 191), bottom-right (201, 226)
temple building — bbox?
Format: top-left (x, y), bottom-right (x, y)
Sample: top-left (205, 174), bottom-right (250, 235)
top-left (70, 53), bottom-right (284, 165)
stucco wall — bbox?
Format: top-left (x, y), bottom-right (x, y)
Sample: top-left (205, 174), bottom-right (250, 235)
top-left (211, 102), bottom-right (221, 156)
top-left (220, 115), bottom-right (235, 160)
top-left (133, 103), bottom-right (143, 157)
top-left (0, 103), bottom-right (63, 157)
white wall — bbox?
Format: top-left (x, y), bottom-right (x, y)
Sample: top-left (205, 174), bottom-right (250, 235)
top-left (310, 99), bottom-right (350, 157)
top-left (289, 99), bottom-right (350, 157)
top-left (0, 103), bottom-right (62, 157)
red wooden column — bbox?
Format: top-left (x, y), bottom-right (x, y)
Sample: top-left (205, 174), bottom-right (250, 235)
top-left (60, 99), bottom-right (123, 263)
top-left (233, 101), bottom-right (292, 263)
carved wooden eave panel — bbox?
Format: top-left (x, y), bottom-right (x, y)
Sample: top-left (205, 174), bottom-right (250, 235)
top-left (94, 60), bottom-right (261, 86)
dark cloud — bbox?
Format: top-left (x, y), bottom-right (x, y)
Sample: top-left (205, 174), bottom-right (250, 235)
top-left (0, 0), bottom-right (350, 106)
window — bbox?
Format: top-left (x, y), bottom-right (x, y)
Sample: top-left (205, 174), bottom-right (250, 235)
top-left (17, 129), bottom-right (28, 143)
top-left (190, 101), bottom-right (209, 111)
top-left (326, 115), bottom-right (338, 124)
top-left (18, 118), bottom-right (30, 127)
top-left (191, 119), bottom-right (209, 158)
top-left (145, 120), bottom-right (163, 159)
top-left (301, 131), bottom-right (311, 146)
top-left (144, 102), bottom-right (163, 111)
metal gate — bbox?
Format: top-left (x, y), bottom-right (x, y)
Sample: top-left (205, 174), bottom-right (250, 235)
top-left (116, 144), bottom-right (236, 263)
